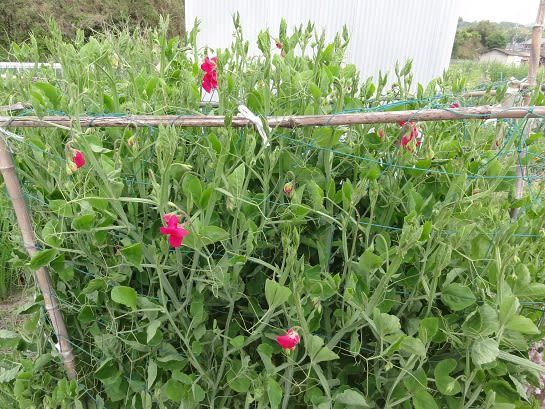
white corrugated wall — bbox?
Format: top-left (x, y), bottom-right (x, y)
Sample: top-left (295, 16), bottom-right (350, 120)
top-left (186, 0), bottom-right (460, 87)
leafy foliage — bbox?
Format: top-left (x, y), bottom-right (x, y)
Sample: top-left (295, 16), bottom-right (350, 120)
top-left (2, 18), bottom-right (545, 409)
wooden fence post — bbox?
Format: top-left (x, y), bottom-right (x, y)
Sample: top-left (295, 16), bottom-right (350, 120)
top-left (511, 0), bottom-right (545, 219)
top-left (0, 131), bottom-right (77, 380)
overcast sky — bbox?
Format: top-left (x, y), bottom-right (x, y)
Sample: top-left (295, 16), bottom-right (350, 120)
top-left (459, 0), bottom-right (538, 24)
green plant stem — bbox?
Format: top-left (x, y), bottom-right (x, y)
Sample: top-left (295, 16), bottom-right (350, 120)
top-left (281, 362), bottom-right (294, 409)
top-left (366, 253), bottom-right (403, 314)
top-left (210, 300), bottom-right (235, 409)
top-left (384, 355), bottom-right (418, 408)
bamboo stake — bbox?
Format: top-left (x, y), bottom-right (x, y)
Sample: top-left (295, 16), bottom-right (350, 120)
top-left (0, 132), bottom-right (77, 380)
top-left (1, 105), bottom-right (545, 129)
top-left (511, 0), bottom-right (545, 220)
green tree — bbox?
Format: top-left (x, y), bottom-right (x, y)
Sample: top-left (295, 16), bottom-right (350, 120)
top-left (452, 29), bottom-right (483, 59)
top-left (486, 31), bottom-right (508, 49)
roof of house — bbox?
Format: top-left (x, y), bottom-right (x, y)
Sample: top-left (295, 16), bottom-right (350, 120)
top-left (482, 48), bottom-right (529, 57)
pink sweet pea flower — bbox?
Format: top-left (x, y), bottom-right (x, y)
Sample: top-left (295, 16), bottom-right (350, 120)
top-left (398, 121), bottom-right (422, 151)
top-left (73, 150), bottom-right (86, 168)
top-left (200, 56), bottom-right (217, 73)
top-left (276, 328), bottom-right (301, 351)
top-left (275, 41), bottom-right (286, 57)
top-left (159, 214), bottom-right (189, 248)
top-left (450, 102), bottom-right (460, 108)
top-left (201, 56), bottom-right (218, 93)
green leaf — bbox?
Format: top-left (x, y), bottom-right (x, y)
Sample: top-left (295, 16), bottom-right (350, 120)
top-left (121, 243), bottom-right (143, 266)
top-left (265, 279), bottom-right (292, 308)
top-left (472, 338), bottom-right (499, 365)
top-left (182, 174), bottom-right (203, 204)
top-left (306, 180), bottom-right (325, 211)
top-left (514, 283), bottom-right (545, 299)
top-left (29, 249), bottom-right (57, 269)
top-left (95, 358), bottom-right (118, 381)
top-left (111, 286), bottom-right (138, 309)
top-left (32, 82), bottom-right (61, 108)
top-left (77, 306), bottom-right (95, 324)
top-left (307, 335), bottom-right (339, 363)
top-left (308, 83), bottom-right (322, 99)
top-left (434, 359), bottom-right (461, 396)
top-left (147, 361), bottom-right (157, 389)
top-left (257, 343), bottom-right (275, 373)
top-left (403, 367), bottom-right (427, 391)
top-left (229, 335), bottom-right (245, 349)
top-left (419, 317), bottom-right (439, 343)
top-left (145, 77), bottom-right (160, 99)
top-left (183, 225), bottom-right (229, 250)
top-left (226, 164), bottom-right (246, 197)
top-left (358, 250), bottom-right (384, 273)
top-left (441, 283), bottom-right (476, 311)
top-left (226, 360), bottom-right (251, 393)
top-left (49, 199), bottom-right (76, 217)
top-left (373, 309), bottom-right (401, 337)
top-left (0, 365), bottom-right (21, 383)
top-left (267, 378), bottom-right (283, 409)
top-left (335, 389), bottom-right (371, 407)
top-left (71, 214), bottom-right (95, 231)
top-left (499, 296), bottom-right (519, 324)
top-left (146, 320), bottom-right (161, 344)
top-left (81, 278), bottom-right (106, 295)
top-left (505, 315), bottom-right (540, 334)
top-left (165, 379), bottom-right (185, 401)
top-left (400, 336), bottom-right (426, 357)
top-left (498, 351), bottom-right (545, 374)
top-left (412, 389), bottom-right (439, 409)
top-left (192, 383), bottom-right (205, 402)
top-left (41, 220), bottom-right (63, 247)
top-left (0, 330), bottom-right (19, 348)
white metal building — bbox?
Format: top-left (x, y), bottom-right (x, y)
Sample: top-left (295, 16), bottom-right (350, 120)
top-left (186, 0), bottom-right (460, 87)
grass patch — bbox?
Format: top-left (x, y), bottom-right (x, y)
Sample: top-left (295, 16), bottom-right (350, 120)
top-left (446, 59), bottom-right (545, 89)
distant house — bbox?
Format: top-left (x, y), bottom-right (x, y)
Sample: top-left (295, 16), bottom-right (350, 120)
top-left (479, 48), bottom-right (529, 65)
top-left (519, 38), bottom-right (545, 52)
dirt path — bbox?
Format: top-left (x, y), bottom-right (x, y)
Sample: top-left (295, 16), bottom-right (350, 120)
top-left (0, 289), bottom-right (32, 332)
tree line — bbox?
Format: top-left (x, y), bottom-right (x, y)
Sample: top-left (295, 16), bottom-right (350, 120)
top-left (452, 19), bottom-right (531, 59)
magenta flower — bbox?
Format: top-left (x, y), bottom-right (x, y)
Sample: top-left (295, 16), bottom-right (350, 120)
top-left (398, 121), bottom-right (422, 151)
top-left (159, 214), bottom-right (189, 248)
top-left (200, 56), bottom-right (218, 93)
top-left (276, 328), bottom-right (301, 351)
top-left (72, 150), bottom-right (86, 168)
top-left (450, 102), bottom-right (460, 108)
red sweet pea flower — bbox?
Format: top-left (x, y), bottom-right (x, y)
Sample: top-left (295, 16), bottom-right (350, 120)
top-left (73, 150), bottom-right (86, 168)
top-left (450, 102), bottom-right (460, 108)
top-left (201, 56), bottom-right (218, 93)
top-left (202, 71), bottom-right (218, 93)
top-left (275, 41), bottom-right (286, 57)
top-left (398, 121), bottom-right (422, 150)
top-left (276, 328), bottom-right (301, 351)
top-left (160, 214), bottom-right (189, 248)
top-left (200, 56), bottom-right (217, 73)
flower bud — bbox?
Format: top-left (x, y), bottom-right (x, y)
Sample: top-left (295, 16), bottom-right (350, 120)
top-left (66, 162), bottom-right (78, 175)
top-left (283, 182), bottom-right (294, 198)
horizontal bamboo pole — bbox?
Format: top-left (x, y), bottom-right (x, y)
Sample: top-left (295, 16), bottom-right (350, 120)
top-left (1, 105), bottom-right (544, 129)
top-left (0, 132), bottom-right (77, 380)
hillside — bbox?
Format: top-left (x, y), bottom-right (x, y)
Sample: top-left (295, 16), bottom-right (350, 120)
top-left (0, 0), bottom-right (185, 59)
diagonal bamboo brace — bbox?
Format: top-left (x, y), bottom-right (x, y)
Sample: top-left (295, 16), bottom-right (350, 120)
top-left (0, 132), bottom-right (76, 380)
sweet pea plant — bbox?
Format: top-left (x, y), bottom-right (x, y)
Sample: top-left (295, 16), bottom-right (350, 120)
top-left (2, 17), bottom-right (545, 409)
